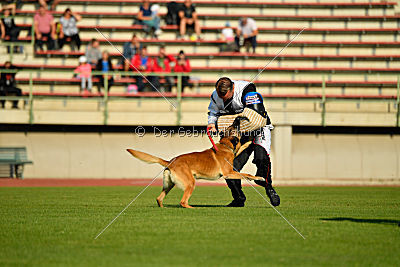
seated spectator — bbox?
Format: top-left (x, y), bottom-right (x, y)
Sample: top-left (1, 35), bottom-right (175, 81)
top-left (38, 0), bottom-right (60, 11)
top-left (130, 46), bottom-right (158, 92)
top-left (96, 51), bottom-right (114, 93)
top-left (152, 46), bottom-right (174, 92)
top-left (58, 8), bottom-right (81, 51)
top-left (0, 61), bottom-right (22, 109)
top-left (165, 1), bottom-right (181, 26)
top-left (85, 38), bottom-right (102, 68)
top-left (235, 17), bottom-right (258, 54)
top-left (174, 50), bottom-right (192, 92)
top-left (219, 21), bottom-right (236, 52)
top-left (122, 34), bottom-right (141, 72)
top-left (74, 56), bottom-right (92, 93)
top-left (136, 0), bottom-right (162, 38)
top-left (34, 5), bottom-right (56, 51)
top-left (0, 3), bottom-right (21, 53)
top-left (179, 0), bottom-right (201, 40)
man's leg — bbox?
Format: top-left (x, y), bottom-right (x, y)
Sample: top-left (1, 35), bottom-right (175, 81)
top-left (226, 142), bottom-right (254, 207)
top-left (253, 127), bottom-right (280, 206)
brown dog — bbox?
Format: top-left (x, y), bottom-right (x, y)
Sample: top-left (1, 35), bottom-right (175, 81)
top-left (127, 117), bottom-right (264, 208)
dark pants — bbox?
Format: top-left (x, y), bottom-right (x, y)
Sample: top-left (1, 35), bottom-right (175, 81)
top-left (176, 75), bottom-right (192, 92)
top-left (136, 76), bottom-right (159, 92)
top-left (234, 35), bottom-right (257, 53)
top-left (226, 142), bottom-right (272, 202)
top-left (5, 27), bottom-right (20, 53)
top-left (35, 32), bottom-right (55, 51)
top-left (0, 86), bottom-right (22, 108)
top-left (58, 33), bottom-right (81, 51)
top-left (96, 76), bottom-right (114, 93)
top-left (161, 76), bottom-right (173, 92)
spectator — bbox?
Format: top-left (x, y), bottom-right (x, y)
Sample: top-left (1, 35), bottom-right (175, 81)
top-left (58, 8), bottom-right (81, 51)
top-left (0, 61), bottom-right (22, 109)
top-left (174, 50), bottom-right (192, 91)
top-left (235, 17), bottom-right (258, 53)
top-left (85, 38), bottom-right (102, 68)
top-left (152, 46), bottom-right (174, 92)
top-left (219, 21), bottom-right (236, 52)
top-left (136, 0), bottom-right (162, 38)
top-left (38, 0), bottom-right (61, 11)
top-left (179, 0), bottom-right (201, 40)
top-left (0, 3), bottom-right (21, 53)
top-left (34, 5), bottom-right (56, 51)
top-left (122, 34), bottom-right (141, 72)
top-left (74, 56), bottom-right (92, 93)
top-left (131, 46), bottom-right (158, 92)
top-left (96, 51), bottom-right (114, 93)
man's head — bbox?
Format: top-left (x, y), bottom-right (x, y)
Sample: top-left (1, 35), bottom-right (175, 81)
top-left (91, 39), bottom-right (100, 48)
top-left (184, 0), bottom-right (192, 7)
top-left (63, 8), bottom-right (72, 17)
top-left (131, 34), bottom-right (138, 44)
top-left (159, 46), bottom-right (166, 57)
top-left (140, 46), bottom-right (148, 56)
top-left (4, 61), bottom-right (11, 69)
top-left (216, 77), bottom-right (234, 101)
top-left (38, 5), bottom-right (46, 16)
top-left (240, 17), bottom-right (248, 26)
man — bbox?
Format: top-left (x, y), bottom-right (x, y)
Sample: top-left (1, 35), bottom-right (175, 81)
top-left (0, 61), bottom-right (22, 109)
top-left (122, 34), bottom-right (141, 72)
top-left (179, 0), bottom-right (201, 40)
top-left (152, 46), bottom-right (174, 92)
top-left (85, 38), bottom-right (102, 68)
top-left (207, 77), bottom-right (280, 207)
top-left (131, 46), bottom-right (158, 92)
top-left (34, 5), bottom-right (56, 51)
top-left (235, 17), bottom-right (258, 53)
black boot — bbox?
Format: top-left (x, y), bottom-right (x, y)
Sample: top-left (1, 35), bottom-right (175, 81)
top-left (266, 184), bottom-right (280, 207)
top-left (226, 179), bottom-right (246, 207)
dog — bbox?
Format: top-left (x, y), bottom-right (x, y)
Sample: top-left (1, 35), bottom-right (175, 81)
top-left (127, 117), bottom-right (264, 208)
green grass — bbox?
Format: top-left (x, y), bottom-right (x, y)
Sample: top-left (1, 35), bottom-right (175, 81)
top-left (0, 186), bottom-right (399, 266)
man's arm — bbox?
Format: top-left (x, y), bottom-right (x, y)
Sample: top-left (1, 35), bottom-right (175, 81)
top-left (241, 83), bottom-right (267, 118)
top-left (207, 91), bottom-right (219, 131)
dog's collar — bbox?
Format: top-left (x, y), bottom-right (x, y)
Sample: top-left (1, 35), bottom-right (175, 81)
top-left (220, 143), bottom-right (235, 154)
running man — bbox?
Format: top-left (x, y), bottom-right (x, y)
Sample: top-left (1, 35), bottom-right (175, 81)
top-left (207, 77), bottom-right (280, 207)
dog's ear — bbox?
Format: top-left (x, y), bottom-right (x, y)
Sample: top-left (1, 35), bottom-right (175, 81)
top-left (232, 116), bottom-right (249, 132)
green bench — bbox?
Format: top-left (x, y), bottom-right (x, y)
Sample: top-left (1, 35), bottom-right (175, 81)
top-left (0, 147), bottom-right (33, 179)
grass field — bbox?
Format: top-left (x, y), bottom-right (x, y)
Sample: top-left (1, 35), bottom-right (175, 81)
top-left (0, 186), bottom-right (399, 266)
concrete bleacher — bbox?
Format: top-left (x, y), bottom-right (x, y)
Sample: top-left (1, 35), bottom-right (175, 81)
top-left (0, 0), bottom-right (399, 127)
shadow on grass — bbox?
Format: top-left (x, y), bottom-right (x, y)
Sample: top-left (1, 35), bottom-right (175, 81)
top-left (321, 217), bottom-right (400, 226)
top-left (162, 204), bottom-right (226, 208)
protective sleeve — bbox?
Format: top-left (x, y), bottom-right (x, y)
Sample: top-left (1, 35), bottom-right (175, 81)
top-left (207, 91), bottom-right (219, 124)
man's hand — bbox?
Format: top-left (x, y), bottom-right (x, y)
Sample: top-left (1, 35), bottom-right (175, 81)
top-left (207, 123), bottom-right (217, 133)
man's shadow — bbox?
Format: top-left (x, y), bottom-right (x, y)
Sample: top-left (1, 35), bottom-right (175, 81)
top-left (163, 204), bottom-right (226, 208)
top-left (321, 217), bottom-right (400, 226)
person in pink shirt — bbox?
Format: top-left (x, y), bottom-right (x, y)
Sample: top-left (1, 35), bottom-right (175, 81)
top-left (34, 5), bottom-right (56, 51)
top-left (74, 56), bottom-right (92, 93)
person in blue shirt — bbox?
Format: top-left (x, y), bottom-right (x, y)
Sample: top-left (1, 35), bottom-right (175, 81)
top-left (137, 0), bottom-right (162, 37)
top-left (96, 51), bottom-right (114, 93)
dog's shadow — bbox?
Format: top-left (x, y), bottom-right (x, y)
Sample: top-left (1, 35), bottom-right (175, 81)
top-left (321, 217), bottom-right (400, 226)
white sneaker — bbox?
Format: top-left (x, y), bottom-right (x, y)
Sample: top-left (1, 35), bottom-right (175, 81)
top-left (155, 29), bottom-right (163, 36)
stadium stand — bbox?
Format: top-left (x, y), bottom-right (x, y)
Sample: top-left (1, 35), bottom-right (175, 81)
top-left (0, 0), bottom-right (399, 125)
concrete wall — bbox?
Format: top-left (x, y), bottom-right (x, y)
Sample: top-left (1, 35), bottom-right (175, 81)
top-left (1, 129), bottom-right (400, 185)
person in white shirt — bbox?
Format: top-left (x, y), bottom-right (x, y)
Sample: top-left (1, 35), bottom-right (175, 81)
top-left (235, 17), bottom-right (258, 53)
top-left (220, 21), bottom-right (236, 52)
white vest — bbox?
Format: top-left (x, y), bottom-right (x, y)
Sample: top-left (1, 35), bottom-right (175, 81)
top-left (211, 80), bottom-right (250, 114)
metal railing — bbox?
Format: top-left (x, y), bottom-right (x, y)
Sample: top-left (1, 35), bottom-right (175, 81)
top-left (0, 69), bottom-right (399, 127)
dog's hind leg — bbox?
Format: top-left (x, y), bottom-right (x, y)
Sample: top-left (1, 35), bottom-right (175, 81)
top-left (170, 166), bottom-right (195, 208)
top-left (156, 169), bottom-right (175, 208)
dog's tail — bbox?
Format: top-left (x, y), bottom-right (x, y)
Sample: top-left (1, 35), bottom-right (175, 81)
top-left (126, 149), bottom-right (169, 167)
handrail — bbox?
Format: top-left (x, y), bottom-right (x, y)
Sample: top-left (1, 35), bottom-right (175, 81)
top-left (0, 70), bottom-right (398, 127)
